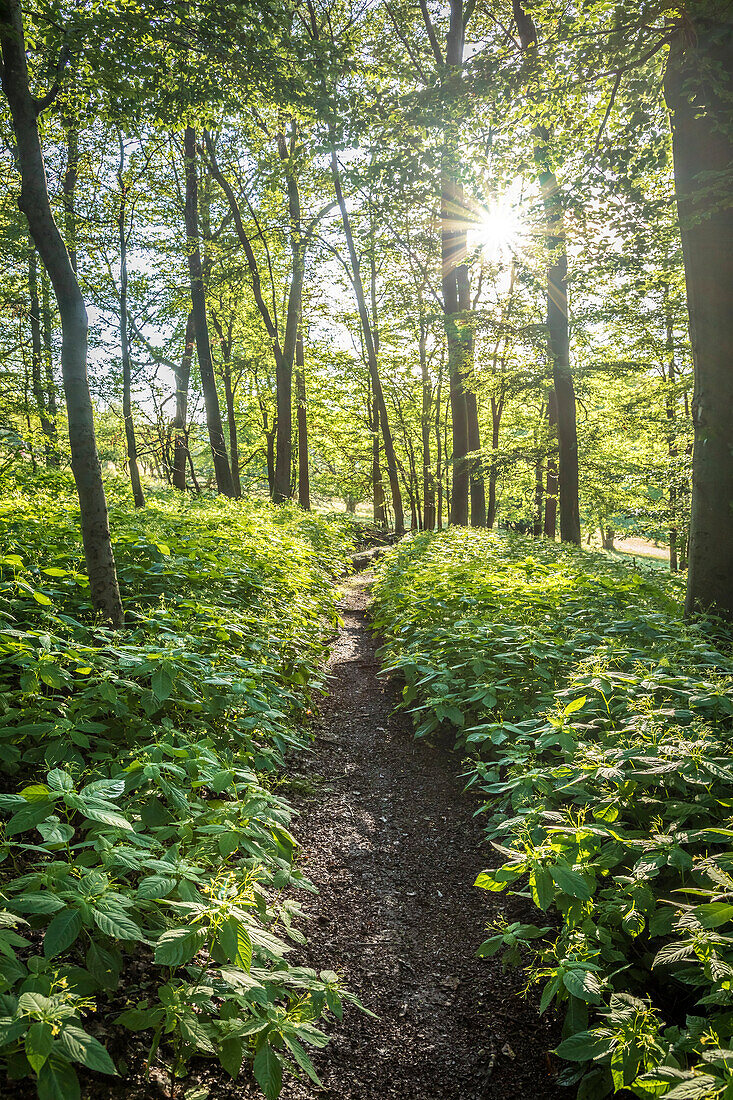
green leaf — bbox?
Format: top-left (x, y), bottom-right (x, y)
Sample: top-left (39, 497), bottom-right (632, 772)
top-left (37, 1054), bottom-right (80, 1100)
top-left (562, 969), bottom-right (602, 1005)
top-left (44, 909), bottom-right (82, 959)
top-left (563, 696), bottom-right (587, 716)
top-left (283, 1034), bottom-right (322, 1085)
top-left (531, 865), bottom-right (554, 910)
top-left (253, 1042), bottom-right (283, 1100)
top-left (152, 666), bottom-right (174, 702)
top-left (117, 1007), bottom-right (165, 1032)
top-left (92, 908), bottom-right (142, 941)
top-left (179, 1014), bottom-right (216, 1054)
top-left (154, 928), bottom-right (203, 966)
top-left (5, 800), bottom-right (54, 836)
top-left (59, 1024), bottom-right (117, 1075)
top-left (218, 918), bottom-right (253, 971)
top-left (550, 864), bottom-right (593, 900)
top-left (474, 870), bottom-right (507, 892)
top-left (555, 1031), bottom-right (611, 1062)
top-left (665, 1077), bottom-right (721, 1099)
top-left (25, 1021), bottom-right (54, 1072)
top-left (218, 1035), bottom-right (243, 1079)
top-left (693, 903), bottom-right (733, 929)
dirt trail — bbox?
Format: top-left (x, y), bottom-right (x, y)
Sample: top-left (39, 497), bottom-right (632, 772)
top-left (271, 575), bottom-right (562, 1100)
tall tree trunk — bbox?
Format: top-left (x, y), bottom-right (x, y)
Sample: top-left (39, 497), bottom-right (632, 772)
top-left (221, 358), bottom-right (241, 498)
top-left (0, 0), bottom-right (123, 625)
top-left (665, 10), bottom-right (733, 618)
top-left (40, 268), bottom-right (59, 463)
top-left (295, 330), bottom-right (310, 510)
top-left (442, 163), bottom-right (470, 527)
top-left (513, 0), bottom-right (580, 545)
top-left (533, 455), bottom-right (544, 537)
top-left (372, 390), bottom-right (387, 526)
top-left (183, 126), bottom-right (234, 497)
top-left (0, 0), bottom-right (122, 624)
top-left (544, 387), bottom-right (558, 539)
top-left (420, 321), bottom-right (435, 530)
top-left (62, 117), bottom-right (78, 274)
top-left (486, 393), bottom-right (504, 529)
top-left (273, 124), bottom-right (306, 504)
top-left (27, 242), bottom-right (56, 461)
top-left (172, 311), bottom-right (195, 491)
top-left (331, 151), bottom-right (404, 534)
top-left (665, 306), bottom-right (679, 573)
top-left (546, 233), bottom-right (580, 544)
top-left (117, 136), bottom-right (144, 509)
top-left (435, 367), bottom-right (443, 530)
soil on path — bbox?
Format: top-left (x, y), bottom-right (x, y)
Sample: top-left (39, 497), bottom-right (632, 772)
top-left (264, 574), bottom-right (563, 1100)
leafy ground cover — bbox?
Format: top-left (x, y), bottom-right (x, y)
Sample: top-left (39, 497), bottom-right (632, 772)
top-left (371, 530), bottom-right (733, 1100)
top-left (0, 475), bottom-right (358, 1100)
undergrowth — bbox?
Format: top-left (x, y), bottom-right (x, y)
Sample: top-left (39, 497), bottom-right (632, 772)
top-left (0, 476), bottom-right (358, 1100)
top-left (372, 529), bottom-right (733, 1100)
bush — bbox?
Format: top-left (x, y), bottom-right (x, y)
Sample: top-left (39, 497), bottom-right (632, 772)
top-left (372, 529), bottom-right (733, 1099)
top-left (0, 483), bottom-right (358, 1100)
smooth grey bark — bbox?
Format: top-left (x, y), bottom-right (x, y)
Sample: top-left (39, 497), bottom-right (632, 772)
top-left (27, 242), bottom-right (56, 461)
top-left (62, 117), bottom-right (78, 273)
top-left (295, 331), bottom-right (310, 510)
top-left (172, 310), bottom-right (195, 491)
top-left (39, 267), bottom-right (59, 463)
top-left (0, 0), bottom-right (123, 625)
top-left (183, 126), bottom-right (234, 497)
top-left (420, 317), bottom-right (435, 530)
top-left (117, 135), bottom-right (144, 509)
top-left (665, 8), bottom-right (733, 618)
top-left (544, 387), bottom-right (558, 539)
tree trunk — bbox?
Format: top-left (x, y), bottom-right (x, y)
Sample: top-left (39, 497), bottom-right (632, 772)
top-left (513, 0), bottom-right (580, 545)
top-left (40, 268), bottom-right (59, 463)
top-left (265, 424), bottom-right (276, 497)
top-left (296, 331), bottom-right (310, 509)
top-left (486, 394), bottom-right (503, 529)
top-left (0, 0), bottom-right (123, 626)
top-left (273, 125), bottom-right (306, 504)
top-left (547, 237), bottom-right (580, 544)
top-left (331, 151), bottom-right (404, 534)
top-left (665, 306), bottom-right (679, 572)
top-left (372, 390), bottom-right (387, 525)
top-left (544, 387), bottom-right (558, 539)
top-left (665, 11), bottom-right (733, 618)
top-left (27, 242), bottom-right (56, 461)
top-left (465, 387), bottom-right (486, 527)
top-left (442, 163), bottom-right (470, 527)
top-left (434, 362), bottom-right (443, 530)
top-left (62, 117), bottom-right (78, 274)
top-left (420, 322), bottom-right (435, 530)
top-left (222, 359), bottom-right (241, 498)
top-left (117, 136), bottom-right (144, 509)
top-left (183, 126), bottom-right (234, 497)
top-left (172, 310), bottom-right (195, 491)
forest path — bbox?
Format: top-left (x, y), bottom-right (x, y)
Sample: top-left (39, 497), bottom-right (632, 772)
top-left (265, 574), bottom-right (562, 1100)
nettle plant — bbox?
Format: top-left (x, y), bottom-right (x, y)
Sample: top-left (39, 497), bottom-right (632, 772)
top-left (0, 488), bottom-right (359, 1100)
top-left (373, 529), bottom-right (733, 1100)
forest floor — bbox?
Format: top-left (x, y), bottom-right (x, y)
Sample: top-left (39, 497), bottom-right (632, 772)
top-left (232, 573), bottom-right (564, 1100)
top-left (60, 571), bottom-right (566, 1100)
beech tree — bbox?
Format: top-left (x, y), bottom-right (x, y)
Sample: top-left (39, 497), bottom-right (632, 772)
top-left (0, 0), bottom-right (123, 626)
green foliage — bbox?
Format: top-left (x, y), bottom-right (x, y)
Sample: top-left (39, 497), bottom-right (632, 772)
top-left (0, 481), bottom-right (357, 1098)
top-left (372, 530), bottom-right (733, 1098)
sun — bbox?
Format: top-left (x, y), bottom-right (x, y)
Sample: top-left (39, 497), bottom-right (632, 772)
top-left (469, 193), bottom-right (526, 262)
